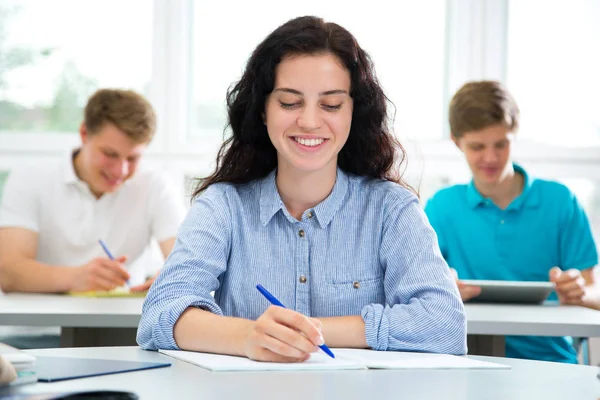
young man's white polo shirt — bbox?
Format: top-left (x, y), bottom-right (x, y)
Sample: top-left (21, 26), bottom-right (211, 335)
top-left (0, 150), bottom-right (187, 285)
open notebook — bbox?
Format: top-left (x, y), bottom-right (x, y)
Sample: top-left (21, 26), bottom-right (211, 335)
top-left (159, 348), bottom-right (510, 372)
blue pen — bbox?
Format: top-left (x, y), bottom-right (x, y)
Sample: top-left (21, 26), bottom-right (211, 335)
top-left (256, 284), bottom-right (335, 359)
top-left (98, 239), bottom-right (130, 286)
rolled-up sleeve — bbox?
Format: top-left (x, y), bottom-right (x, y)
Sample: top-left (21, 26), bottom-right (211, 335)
top-left (137, 185), bottom-right (231, 350)
top-left (361, 196), bottom-right (467, 354)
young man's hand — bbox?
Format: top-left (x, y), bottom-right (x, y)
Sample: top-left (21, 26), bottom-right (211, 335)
top-left (451, 268), bottom-right (482, 302)
top-left (130, 274), bottom-right (157, 292)
top-left (550, 267), bottom-right (586, 306)
top-left (70, 256), bottom-right (130, 292)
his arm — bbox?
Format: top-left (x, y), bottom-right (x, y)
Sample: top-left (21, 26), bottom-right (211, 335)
top-left (158, 237), bottom-right (176, 258)
top-left (0, 227), bottom-right (129, 293)
top-left (549, 192), bottom-right (600, 309)
top-left (131, 171), bottom-right (186, 292)
top-left (550, 266), bottom-right (600, 310)
top-left (129, 237), bottom-right (175, 292)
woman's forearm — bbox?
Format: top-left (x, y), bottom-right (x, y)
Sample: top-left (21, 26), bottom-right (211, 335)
top-left (173, 307), bottom-right (254, 356)
top-left (318, 315), bottom-right (368, 348)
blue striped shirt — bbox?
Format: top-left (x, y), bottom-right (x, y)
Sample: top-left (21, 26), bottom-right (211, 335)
top-left (137, 168), bottom-right (466, 354)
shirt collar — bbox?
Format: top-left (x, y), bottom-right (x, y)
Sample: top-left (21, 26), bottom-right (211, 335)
top-left (63, 149), bottom-right (81, 185)
top-left (259, 167), bottom-right (350, 228)
top-left (466, 163), bottom-right (540, 210)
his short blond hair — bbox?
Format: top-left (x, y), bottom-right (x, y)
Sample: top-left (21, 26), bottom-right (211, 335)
top-left (449, 80), bottom-right (519, 138)
top-left (84, 89), bottom-right (156, 143)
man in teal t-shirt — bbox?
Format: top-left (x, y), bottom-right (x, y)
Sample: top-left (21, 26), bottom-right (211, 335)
top-left (425, 81), bottom-right (600, 363)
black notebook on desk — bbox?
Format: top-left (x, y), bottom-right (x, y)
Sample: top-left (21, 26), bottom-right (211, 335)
top-left (35, 356), bottom-right (171, 382)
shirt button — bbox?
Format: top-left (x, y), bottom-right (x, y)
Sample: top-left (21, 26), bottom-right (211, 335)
top-left (299, 275), bottom-right (307, 283)
top-left (353, 281), bottom-right (360, 289)
top-left (307, 212), bottom-right (313, 219)
top-left (298, 229), bottom-right (305, 238)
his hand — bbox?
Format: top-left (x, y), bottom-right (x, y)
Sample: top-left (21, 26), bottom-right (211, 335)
top-left (71, 256), bottom-right (130, 292)
top-left (550, 267), bottom-right (586, 306)
top-left (451, 268), bottom-right (482, 302)
top-left (244, 306), bottom-right (323, 362)
top-left (130, 274), bottom-right (157, 292)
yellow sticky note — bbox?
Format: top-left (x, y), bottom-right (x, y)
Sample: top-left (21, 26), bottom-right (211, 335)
top-left (68, 287), bottom-right (148, 298)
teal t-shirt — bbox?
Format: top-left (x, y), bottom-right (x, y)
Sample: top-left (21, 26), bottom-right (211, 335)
top-left (424, 164), bottom-right (598, 363)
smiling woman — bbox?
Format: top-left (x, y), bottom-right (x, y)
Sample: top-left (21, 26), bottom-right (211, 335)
top-left (138, 16), bottom-right (466, 363)
top-left (263, 54), bottom-right (353, 201)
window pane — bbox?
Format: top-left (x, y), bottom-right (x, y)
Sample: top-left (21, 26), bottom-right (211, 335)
top-left (192, 2), bottom-right (447, 141)
top-left (0, 170), bottom-right (9, 203)
top-left (0, 0), bottom-right (153, 134)
top-left (557, 178), bottom-right (600, 246)
top-left (507, 0), bottom-right (600, 146)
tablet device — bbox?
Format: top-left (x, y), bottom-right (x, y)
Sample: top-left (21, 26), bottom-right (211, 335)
top-left (461, 280), bottom-right (554, 304)
top-left (35, 356), bottom-right (170, 382)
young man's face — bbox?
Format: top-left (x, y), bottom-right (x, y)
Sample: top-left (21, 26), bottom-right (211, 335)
top-left (453, 124), bottom-right (515, 186)
top-left (77, 122), bottom-right (147, 197)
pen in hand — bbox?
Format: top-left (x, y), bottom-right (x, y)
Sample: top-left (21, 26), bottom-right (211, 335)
top-left (256, 284), bottom-right (335, 359)
top-left (98, 239), bottom-right (130, 287)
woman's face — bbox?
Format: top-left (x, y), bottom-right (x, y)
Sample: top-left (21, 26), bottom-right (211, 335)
top-left (264, 53), bottom-right (353, 175)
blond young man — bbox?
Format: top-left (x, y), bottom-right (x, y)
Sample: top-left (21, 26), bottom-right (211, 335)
top-left (0, 89), bottom-right (186, 294)
top-left (425, 81), bottom-right (600, 363)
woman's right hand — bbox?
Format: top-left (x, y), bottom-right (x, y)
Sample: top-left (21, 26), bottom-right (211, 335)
top-left (244, 306), bottom-right (324, 362)
top-left (451, 268), bottom-right (482, 302)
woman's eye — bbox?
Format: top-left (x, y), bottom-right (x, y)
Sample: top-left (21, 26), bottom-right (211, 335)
top-left (322, 104), bottom-right (342, 111)
top-left (279, 101), bottom-right (299, 109)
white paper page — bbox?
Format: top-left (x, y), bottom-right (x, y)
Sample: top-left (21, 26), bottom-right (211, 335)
top-left (334, 349), bottom-right (511, 370)
top-left (159, 349), bottom-right (366, 372)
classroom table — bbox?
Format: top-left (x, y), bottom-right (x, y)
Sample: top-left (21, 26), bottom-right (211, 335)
top-left (0, 293), bottom-right (141, 347)
top-left (0, 346), bottom-right (598, 399)
top-left (465, 302), bottom-right (600, 357)
top-left (1, 293), bottom-right (600, 356)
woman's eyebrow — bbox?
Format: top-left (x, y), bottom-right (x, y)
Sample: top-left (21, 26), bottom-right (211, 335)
top-left (273, 88), bottom-right (348, 96)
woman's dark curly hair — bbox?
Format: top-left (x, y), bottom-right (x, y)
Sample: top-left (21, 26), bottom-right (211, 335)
top-left (194, 16), bottom-right (410, 198)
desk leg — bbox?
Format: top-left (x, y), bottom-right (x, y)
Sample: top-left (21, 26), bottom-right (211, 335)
top-left (467, 334), bottom-right (505, 357)
top-left (60, 328), bottom-right (138, 347)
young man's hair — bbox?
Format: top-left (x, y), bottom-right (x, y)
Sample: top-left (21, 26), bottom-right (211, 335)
top-left (84, 89), bottom-right (156, 143)
top-left (449, 80), bottom-right (520, 138)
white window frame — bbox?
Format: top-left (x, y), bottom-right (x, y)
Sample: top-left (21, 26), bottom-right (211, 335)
top-left (420, 0), bottom-right (600, 185)
top-left (1, 0), bottom-right (600, 185)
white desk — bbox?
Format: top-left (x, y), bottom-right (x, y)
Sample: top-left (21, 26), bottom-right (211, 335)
top-left (0, 293), bottom-right (142, 347)
top-left (466, 302), bottom-right (600, 337)
top-left (465, 302), bottom-right (600, 357)
top-left (0, 347), bottom-right (598, 399)
top-left (2, 294), bottom-right (600, 355)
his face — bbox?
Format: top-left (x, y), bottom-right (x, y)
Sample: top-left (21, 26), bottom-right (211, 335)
top-left (78, 122), bottom-right (147, 197)
top-left (454, 124), bottom-right (515, 186)
top-left (263, 53), bottom-right (353, 174)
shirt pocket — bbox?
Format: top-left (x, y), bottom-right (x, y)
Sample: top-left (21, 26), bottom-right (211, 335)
top-left (327, 253), bottom-right (383, 285)
top-left (325, 276), bottom-right (386, 315)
